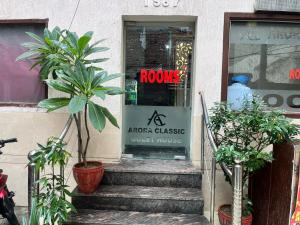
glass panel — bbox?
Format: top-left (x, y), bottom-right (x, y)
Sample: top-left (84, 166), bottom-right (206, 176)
top-left (124, 22), bottom-right (194, 159)
top-left (228, 21), bottom-right (300, 112)
top-left (0, 23), bottom-right (45, 104)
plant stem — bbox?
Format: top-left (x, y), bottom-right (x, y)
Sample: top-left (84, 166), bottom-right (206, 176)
top-left (52, 165), bottom-right (55, 191)
top-left (74, 113), bottom-right (83, 163)
top-left (83, 104), bottom-right (90, 167)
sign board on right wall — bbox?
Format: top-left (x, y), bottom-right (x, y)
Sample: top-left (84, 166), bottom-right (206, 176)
top-left (255, 0), bottom-right (300, 13)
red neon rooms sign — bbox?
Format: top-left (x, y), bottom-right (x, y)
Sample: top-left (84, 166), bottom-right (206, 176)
top-left (290, 69), bottom-right (300, 80)
top-left (140, 69), bottom-right (180, 84)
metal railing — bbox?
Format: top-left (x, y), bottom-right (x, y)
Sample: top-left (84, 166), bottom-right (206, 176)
top-left (199, 92), bottom-right (243, 225)
top-left (28, 115), bottom-right (73, 211)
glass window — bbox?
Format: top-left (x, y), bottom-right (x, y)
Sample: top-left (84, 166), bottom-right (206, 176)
top-left (123, 22), bottom-right (194, 159)
top-left (125, 22), bottom-right (193, 107)
top-left (0, 23), bottom-right (46, 105)
top-left (228, 21), bottom-right (300, 112)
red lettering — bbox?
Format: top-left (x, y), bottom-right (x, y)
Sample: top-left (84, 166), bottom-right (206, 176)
top-left (290, 69), bottom-right (295, 79)
top-left (173, 70), bottom-right (180, 84)
top-left (140, 69), bottom-right (148, 83)
top-left (289, 69), bottom-right (300, 80)
top-left (164, 70), bottom-right (172, 83)
top-left (148, 70), bottom-right (156, 83)
top-left (156, 70), bottom-right (164, 83)
top-left (139, 69), bottom-right (182, 84)
top-left (296, 69), bottom-right (300, 79)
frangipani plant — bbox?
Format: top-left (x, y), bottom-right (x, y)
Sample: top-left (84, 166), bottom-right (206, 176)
top-left (39, 62), bottom-right (122, 166)
top-left (17, 27), bottom-right (123, 167)
top-left (17, 27), bottom-right (109, 80)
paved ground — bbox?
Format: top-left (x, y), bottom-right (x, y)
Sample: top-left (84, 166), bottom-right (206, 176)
top-left (104, 159), bottom-right (200, 174)
top-left (0, 207), bottom-right (217, 224)
top-left (66, 209), bottom-right (210, 225)
top-left (0, 206), bottom-right (27, 224)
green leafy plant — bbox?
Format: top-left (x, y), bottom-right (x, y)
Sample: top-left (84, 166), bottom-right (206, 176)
top-left (242, 196), bottom-right (253, 217)
top-left (17, 27), bottom-right (123, 167)
top-left (33, 137), bottom-right (71, 171)
top-left (17, 27), bottom-right (108, 80)
top-left (29, 137), bottom-right (75, 225)
top-left (210, 97), bottom-right (300, 215)
top-left (22, 198), bottom-right (40, 225)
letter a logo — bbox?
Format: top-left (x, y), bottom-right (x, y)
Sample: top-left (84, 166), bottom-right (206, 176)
top-left (147, 110), bottom-right (166, 126)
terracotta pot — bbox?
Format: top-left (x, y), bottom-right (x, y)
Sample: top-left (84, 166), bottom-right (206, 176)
top-left (218, 204), bottom-right (253, 225)
top-left (73, 161), bottom-right (104, 194)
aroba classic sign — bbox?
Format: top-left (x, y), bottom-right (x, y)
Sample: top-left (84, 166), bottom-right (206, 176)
top-left (124, 106), bottom-right (190, 147)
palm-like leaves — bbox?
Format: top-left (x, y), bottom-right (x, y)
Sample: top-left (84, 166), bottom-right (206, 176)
top-left (18, 27), bottom-right (122, 132)
top-left (18, 26), bottom-right (123, 168)
top-left (38, 62), bottom-right (122, 131)
top-left (17, 27), bottom-right (109, 80)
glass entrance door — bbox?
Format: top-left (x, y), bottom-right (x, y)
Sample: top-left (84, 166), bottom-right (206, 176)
top-left (123, 22), bottom-right (194, 159)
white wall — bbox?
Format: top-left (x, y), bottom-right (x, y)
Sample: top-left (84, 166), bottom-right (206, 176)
top-left (0, 0), bottom-right (257, 210)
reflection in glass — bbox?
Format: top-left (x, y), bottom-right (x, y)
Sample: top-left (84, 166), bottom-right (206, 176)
top-left (0, 24), bottom-right (45, 104)
top-left (229, 21), bottom-right (300, 112)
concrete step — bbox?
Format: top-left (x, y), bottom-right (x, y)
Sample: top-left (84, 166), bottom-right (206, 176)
top-left (102, 159), bottom-right (202, 188)
top-left (72, 185), bottom-right (204, 214)
top-left (65, 209), bottom-right (210, 225)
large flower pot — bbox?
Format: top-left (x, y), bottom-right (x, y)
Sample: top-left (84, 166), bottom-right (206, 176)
top-left (73, 161), bottom-right (104, 194)
top-left (218, 204), bottom-right (253, 225)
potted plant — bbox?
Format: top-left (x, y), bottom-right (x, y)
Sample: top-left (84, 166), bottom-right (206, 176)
top-left (17, 27), bottom-right (123, 193)
top-left (209, 97), bottom-right (299, 225)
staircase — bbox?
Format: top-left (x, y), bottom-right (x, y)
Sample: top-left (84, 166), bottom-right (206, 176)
top-left (67, 159), bottom-right (210, 225)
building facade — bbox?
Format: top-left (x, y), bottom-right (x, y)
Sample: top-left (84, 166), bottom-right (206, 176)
top-left (0, 0), bottom-right (299, 212)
